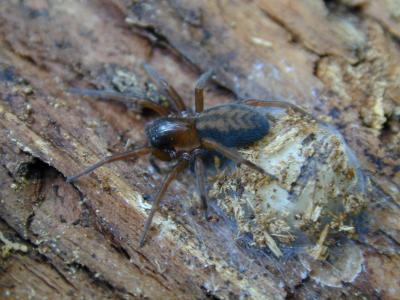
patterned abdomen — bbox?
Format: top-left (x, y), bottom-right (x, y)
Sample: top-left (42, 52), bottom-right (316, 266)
top-left (196, 104), bottom-right (269, 147)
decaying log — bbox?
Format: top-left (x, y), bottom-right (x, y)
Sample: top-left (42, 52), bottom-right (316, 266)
top-left (0, 1), bottom-right (399, 299)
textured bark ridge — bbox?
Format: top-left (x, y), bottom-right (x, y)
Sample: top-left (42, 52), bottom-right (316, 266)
top-left (1, 1), bottom-right (399, 299)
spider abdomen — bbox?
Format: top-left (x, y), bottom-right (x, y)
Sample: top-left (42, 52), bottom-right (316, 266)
top-left (196, 104), bottom-right (269, 147)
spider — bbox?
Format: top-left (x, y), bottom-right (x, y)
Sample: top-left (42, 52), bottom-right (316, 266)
top-left (66, 64), bottom-right (308, 247)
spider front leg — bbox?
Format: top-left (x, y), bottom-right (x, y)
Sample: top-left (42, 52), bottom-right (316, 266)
top-left (139, 156), bottom-right (189, 247)
top-left (194, 155), bottom-right (209, 219)
top-left (66, 147), bottom-right (152, 183)
top-left (67, 88), bottom-right (170, 116)
top-left (194, 69), bottom-right (214, 113)
top-left (144, 64), bottom-right (187, 114)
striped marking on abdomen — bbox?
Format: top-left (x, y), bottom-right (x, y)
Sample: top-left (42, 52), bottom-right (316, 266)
top-left (196, 104), bottom-right (269, 147)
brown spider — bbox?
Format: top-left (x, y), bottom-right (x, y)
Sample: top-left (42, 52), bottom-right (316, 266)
top-left (67, 64), bottom-right (308, 247)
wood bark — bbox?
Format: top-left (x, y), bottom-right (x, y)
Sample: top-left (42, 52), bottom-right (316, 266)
top-left (0, 0), bottom-right (399, 299)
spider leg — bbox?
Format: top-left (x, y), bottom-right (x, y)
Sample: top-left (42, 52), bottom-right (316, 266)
top-left (241, 99), bottom-right (311, 117)
top-left (194, 155), bottom-right (209, 219)
top-left (66, 147), bottom-right (152, 183)
top-left (149, 156), bottom-right (163, 174)
top-left (67, 88), bottom-right (169, 116)
top-left (143, 64), bottom-right (187, 114)
top-left (139, 157), bottom-right (189, 247)
top-left (201, 138), bottom-right (278, 181)
top-left (194, 69), bottom-right (214, 113)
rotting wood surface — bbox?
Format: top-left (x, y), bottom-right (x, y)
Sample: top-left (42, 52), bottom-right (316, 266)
top-left (0, 1), bottom-right (399, 299)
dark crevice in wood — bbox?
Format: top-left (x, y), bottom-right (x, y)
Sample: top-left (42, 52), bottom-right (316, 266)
top-left (73, 263), bottom-right (134, 299)
top-left (323, 0), bottom-right (365, 15)
top-left (0, 206), bottom-right (127, 298)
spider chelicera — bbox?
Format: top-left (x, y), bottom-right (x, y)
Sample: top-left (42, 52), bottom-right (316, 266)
top-left (67, 64), bottom-right (308, 246)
